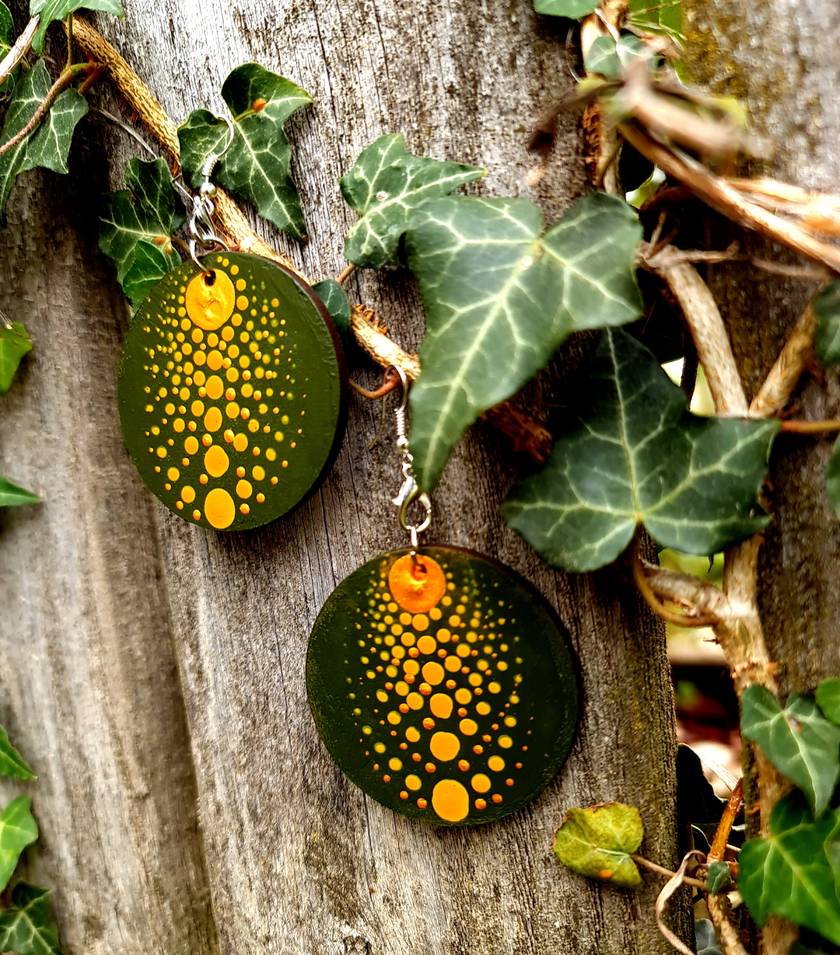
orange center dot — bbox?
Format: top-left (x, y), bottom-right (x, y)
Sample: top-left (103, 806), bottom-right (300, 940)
top-left (185, 270), bottom-right (235, 331)
top-left (388, 554), bottom-right (447, 613)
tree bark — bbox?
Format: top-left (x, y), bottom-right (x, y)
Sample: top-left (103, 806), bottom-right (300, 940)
top-left (0, 2), bottom-right (686, 953)
top-left (683, 0), bottom-right (840, 694)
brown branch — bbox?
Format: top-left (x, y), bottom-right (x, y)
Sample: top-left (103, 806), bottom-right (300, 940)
top-left (631, 854), bottom-right (706, 890)
top-left (750, 304), bottom-right (817, 417)
top-left (709, 778), bottom-right (743, 863)
top-left (0, 61), bottom-right (92, 159)
top-left (639, 559), bottom-right (729, 623)
top-left (632, 543), bottom-right (719, 628)
top-left (779, 418), bottom-right (840, 434)
top-left (336, 263), bottom-right (356, 286)
top-left (620, 122), bottom-right (840, 273)
top-left (0, 16), bottom-right (38, 90)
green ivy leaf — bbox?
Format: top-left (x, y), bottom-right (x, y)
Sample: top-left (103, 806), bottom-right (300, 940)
top-left (706, 860), bottom-right (732, 894)
top-left (0, 797), bottom-right (38, 892)
top-left (179, 63), bottom-right (311, 238)
top-left (99, 157), bottom-right (183, 283)
top-left (30, 0), bottom-right (124, 54)
top-left (553, 802), bottom-right (644, 888)
top-left (312, 278), bottom-right (351, 344)
top-left (739, 795), bottom-right (840, 945)
top-left (813, 281), bottom-right (840, 366)
top-left (0, 883), bottom-right (60, 955)
top-left (407, 192), bottom-right (642, 490)
top-left (121, 239), bottom-right (175, 308)
top-left (340, 134), bottom-right (485, 268)
top-left (0, 60), bottom-right (51, 222)
top-left (816, 678), bottom-right (840, 726)
top-left (20, 88), bottom-right (87, 174)
top-left (0, 321), bottom-right (32, 393)
top-left (503, 329), bottom-right (777, 571)
top-left (0, 727), bottom-right (36, 781)
top-left (741, 685), bottom-right (840, 818)
top-left (584, 35), bottom-right (647, 80)
top-left (0, 2), bottom-right (14, 60)
top-left (627, 0), bottom-right (682, 40)
top-left (0, 476), bottom-right (39, 506)
top-left (533, 0), bottom-right (599, 17)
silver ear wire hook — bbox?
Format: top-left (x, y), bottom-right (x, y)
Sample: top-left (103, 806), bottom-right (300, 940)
top-left (178, 114), bottom-right (236, 271)
top-left (390, 366), bottom-right (432, 550)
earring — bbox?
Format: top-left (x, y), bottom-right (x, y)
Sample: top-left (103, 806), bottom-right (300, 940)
top-left (307, 369), bottom-right (579, 826)
top-left (117, 121), bottom-right (345, 531)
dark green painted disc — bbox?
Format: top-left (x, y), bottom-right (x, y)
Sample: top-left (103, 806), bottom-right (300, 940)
top-left (307, 546), bottom-right (580, 826)
top-left (118, 252), bottom-right (345, 531)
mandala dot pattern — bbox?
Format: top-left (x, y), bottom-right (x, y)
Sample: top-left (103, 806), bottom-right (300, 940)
top-left (307, 546), bottom-right (580, 825)
top-left (118, 253), bottom-right (344, 530)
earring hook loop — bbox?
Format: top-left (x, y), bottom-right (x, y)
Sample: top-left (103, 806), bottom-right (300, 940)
top-left (390, 365), bottom-right (432, 547)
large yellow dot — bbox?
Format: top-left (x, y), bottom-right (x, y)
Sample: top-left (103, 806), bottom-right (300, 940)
top-left (471, 773), bottom-right (491, 794)
top-left (431, 779), bottom-right (469, 823)
top-left (388, 554), bottom-right (447, 613)
top-left (204, 444), bottom-right (230, 478)
top-left (204, 488), bottom-right (235, 529)
top-left (185, 270), bottom-right (235, 331)
top-left (430, 693), bottom-right (453, 719)
top-left (488, 755), bottom-right (505, 772)
top-left (204, 407), bottom-right (223, 432)
top-left (205, 374), bottom-right (224, 400)
top-left (406, 774), bottom-right (422, 791)
top-left (184, 436), bottom-right (199, 455)
top-left (430, 731), bottom-right (460, 762)
top-left (422, 661), bottom-right (445, 686)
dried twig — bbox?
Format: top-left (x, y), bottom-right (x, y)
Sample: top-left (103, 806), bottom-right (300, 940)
top-left (750, 304), bottom-right (817, 417)
top-left (0, 16), bottom-right (37, 90)
top-left (654, 851), bottom-right (706, 955)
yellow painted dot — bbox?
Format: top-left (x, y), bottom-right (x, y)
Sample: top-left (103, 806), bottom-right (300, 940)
top-left (498, 735), bottom-right (513, 749)
top-left (204, 444), bottom-right (230, 478)
top-left (406, 726), bottom-right (421, 743)
top-left (184, 436), bottom-right (199, 455)
top-left (387, 711), bottom-right (402, 726)
top-left (431, 779), bottom-right (469, 823)
top-left (373, 742), bottom-right (386, 754)
top-left (412, 614), bottom-right (429, 632)
top-left (459, 719), bottom-right (478, 736)
top-left (454, 688), bottom-right (472, 705)
top-left (236, 294), bottom-right (249, 311)
top-left (429, 693), bottom-right (453, 719)
top-left (233, 433), bottom-right (248, 453)
top-left (155, 446), bottom-right (167, 459)
top-left (236, 479), bottom-right (253, 499)
top-left (406, 692), bottom-right (424, 710)
top-left (205, 374), bottom-right (224, 400)
top-left (471, 773), bottom-right (491, 794)
top-left (388, 757), bottom-right (403, 772)
top-left (167, 467), bottom-right (180, 481)
top-left (417, 635), bottom-right (437, 655)
top-left (181, 485), bottom-right (196, 504)
top-left (488, 756), bottom-right (505, 772)
top-left (430, 731), bottom-right (460, 762)
top-left (405, 774), bottom-right (422, 792)
top-left (444, 655), bottom-right (461, 673)
top-left (173, 418), bottom-right (185, 433)
top-left (204, 407), bottom-right (223, 432)
top-left (422, 661), bottom-right (445, 686)
top-left (488, 681), bottom-right (502, 694)
top-left (252, 465), bottom-right (265, 481)
top-left (207, 350), bottom-right (223, 371)
top-left (476, 701), bottom-right (491, 716)
top-left (204, 488), bottom-right (235, 529)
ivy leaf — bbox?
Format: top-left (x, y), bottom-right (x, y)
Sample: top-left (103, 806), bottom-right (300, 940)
top-left (179, 63), bottom-right (311, 238)
top-left (741, 685), bottom-right (840, 818)
top-left (813, 280), bottom-right (840, 366)
top-left (0, 883), bottom-right (61, 955)
top-left (312, 279), bottom-right (351, 344)
top-left (0, 2), bottom-right (14, 60)
top-left (695, 920), bottom-right (723, 955)
top-left (20, 87), bottom-right (87, 174)
top-left (533, 0), bottom-right (599, 17)
top-left (0, 321), bottom-right (32, 393)
top-left (503, 329), bottom-right (777, 572)
top-left (99, 157), bottom-right (183, 284)
top-left (627, 0), bottom-right (683, 40)
top-left (553, 802), bottom-right (644, 888)
top-left (739, 795), bottom-right (840, 945)
top-left (30, 0), bottom-right (124, 54)
top-left (0, 797), bottom-right (38, 892)
top-left (706, 860), bottom-right (732, 894)
top-left (0, 726), bottom-right (36, 781)
top-left (0, 477), bottom-right (39, 506)
top-left (340, 134), bottom-right (485, 268)
top-left (407, 192), bottom-right (642, 489)
top-left (121, 239), bottom-right (176, 308)
top-left (0, 60), bottom-right (51, 222)
top-left (584, 35), bottom-right (647, 80)
top-left (816, 678), bottom-right (840, 726)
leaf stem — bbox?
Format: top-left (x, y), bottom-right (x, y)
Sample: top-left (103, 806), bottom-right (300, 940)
top-left (778, 418), bottom-right (840, 434)
top-left (631, 541), bottom-right (719, 628)
top-left (336, 263), bottom-right (355, 286)
top-left (708, 778), bottom-right (743, 863)
top-left (0, 61), bottom-right (93, 160)
top-left (631, 854), bottom-right (706, 890)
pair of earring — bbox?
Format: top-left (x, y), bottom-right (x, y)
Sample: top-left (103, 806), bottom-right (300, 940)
top-left (117, 148), bottom-right (580, 827)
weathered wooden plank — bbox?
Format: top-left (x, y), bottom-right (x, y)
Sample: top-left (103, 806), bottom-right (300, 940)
top-left (0, 1), bottom-right (686, 952)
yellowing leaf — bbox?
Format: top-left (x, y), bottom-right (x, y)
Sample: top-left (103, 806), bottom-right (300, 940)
top-left (553, 802), bottom-right (644, 888)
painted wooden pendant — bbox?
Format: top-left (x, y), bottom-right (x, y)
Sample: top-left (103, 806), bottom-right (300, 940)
top-left (307, 545), bottom-right (579, 826)
top-left (117, 252), bottom-right (345, 531)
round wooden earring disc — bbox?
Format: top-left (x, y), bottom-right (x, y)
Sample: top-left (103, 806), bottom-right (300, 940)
top-left (307, 546), bottom-right (580, 826)
top-left (118, 252), bottom-right (345, 531)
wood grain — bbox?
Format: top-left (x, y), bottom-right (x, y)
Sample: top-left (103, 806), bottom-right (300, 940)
top-left (0, 1), bottom-right (686, 952)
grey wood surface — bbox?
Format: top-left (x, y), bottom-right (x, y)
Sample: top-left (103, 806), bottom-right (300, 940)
top-left (684, 0), bottom-right (840, 693)
top-left (0, 2), bottom-right (685, 953)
